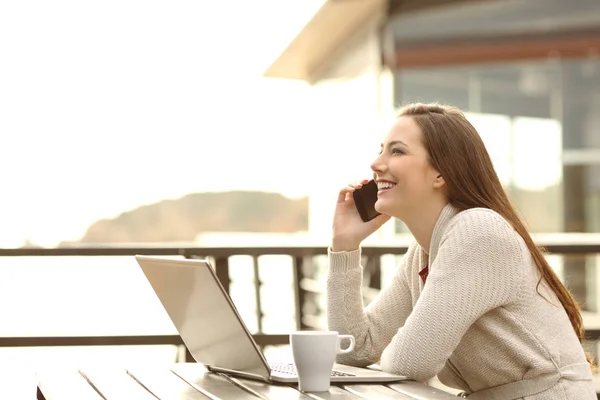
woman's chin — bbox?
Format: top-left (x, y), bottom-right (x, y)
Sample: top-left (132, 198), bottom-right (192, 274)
top-left (376, 201), bottom-right (401, 219)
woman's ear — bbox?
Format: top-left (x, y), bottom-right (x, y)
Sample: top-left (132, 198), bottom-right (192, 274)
top-left (433, 173), bottom-right (446, 189)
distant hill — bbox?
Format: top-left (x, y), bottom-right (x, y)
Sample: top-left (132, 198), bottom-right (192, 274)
top-left (78, 191), bottom-right (308, 243)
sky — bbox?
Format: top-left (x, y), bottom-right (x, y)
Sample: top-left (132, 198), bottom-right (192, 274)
top-left (0, 0), bottom-right (327, 246)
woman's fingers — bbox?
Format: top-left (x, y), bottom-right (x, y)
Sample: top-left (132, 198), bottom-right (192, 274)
top-left (336, 179), bottom-right (372, 203)
top-left (337, 185), bottom-right (356, 203)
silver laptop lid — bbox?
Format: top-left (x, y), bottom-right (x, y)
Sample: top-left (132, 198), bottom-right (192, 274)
top-left (135, 255), bottom-right (270, 378)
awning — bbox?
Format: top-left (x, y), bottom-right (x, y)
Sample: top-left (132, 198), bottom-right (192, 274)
top-left (263, 0), bottom-right (386, 81)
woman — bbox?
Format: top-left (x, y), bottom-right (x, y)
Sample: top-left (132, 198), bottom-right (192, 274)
top-left (327, 103), bottom-right (596, 399)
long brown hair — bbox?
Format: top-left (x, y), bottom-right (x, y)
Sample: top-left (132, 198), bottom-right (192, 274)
top-left (398, 102), bottom-right (595, 369)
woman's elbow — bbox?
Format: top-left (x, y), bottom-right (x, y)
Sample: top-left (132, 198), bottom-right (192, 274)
top-left (380, 357), bottom-right (439, 382)
top-left (335, 352), bottom-right (379, 368)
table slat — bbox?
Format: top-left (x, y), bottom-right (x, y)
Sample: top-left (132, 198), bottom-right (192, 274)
top-left (341, 384), bottom-right (416, 400)
top-left (173, 363), bottom-right (374, 400)
top-left (37, 369), bottom-right (104, 400)
top-left (126, 366), bottom-right (210, 400)
top-left (171, 363), bottom-right (261, 399)
top-left (387, 382), bottom-right (460, 399)
top-left (225, 375), bottom-right (312, 399)
top-left (295, 385), bottom-right (368, 400)
top-left (79, 367), bottom-right (158, 400)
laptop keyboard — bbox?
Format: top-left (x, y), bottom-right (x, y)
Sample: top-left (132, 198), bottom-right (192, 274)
top-left (269, 362), bottom-right (355, 377)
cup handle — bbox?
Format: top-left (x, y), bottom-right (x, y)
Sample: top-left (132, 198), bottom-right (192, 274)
top-left (337, 334), bottom-right (355, 354)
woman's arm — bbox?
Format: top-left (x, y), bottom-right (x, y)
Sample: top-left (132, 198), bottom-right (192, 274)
top-left (379, 210), bottom-right (525, 381)
top-left (327, 243), bottom-right (417, 367)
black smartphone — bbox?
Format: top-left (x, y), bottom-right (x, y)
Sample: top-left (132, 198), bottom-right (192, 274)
top-left (352, 180), bottom-right (381, 222)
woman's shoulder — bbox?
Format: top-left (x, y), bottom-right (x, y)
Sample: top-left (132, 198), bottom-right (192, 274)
top-left (439, 207), bottom-right (527, 276)
top-left (450, 207), bottom-right (515, 235)
top-left (442, 207), bottom-right (524, 254)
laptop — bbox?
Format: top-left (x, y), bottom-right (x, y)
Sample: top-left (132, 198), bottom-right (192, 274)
top-left (134, 255), bottom-right (407, 384)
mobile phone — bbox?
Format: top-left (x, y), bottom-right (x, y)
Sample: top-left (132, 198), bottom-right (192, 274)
top-left (352, 180), bottom-right (381, 222)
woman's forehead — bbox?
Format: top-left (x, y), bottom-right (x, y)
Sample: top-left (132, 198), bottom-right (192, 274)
top-left (384, 116), bottom-right (422, 146)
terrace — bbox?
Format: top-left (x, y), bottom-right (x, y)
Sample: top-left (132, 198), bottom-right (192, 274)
top-left (4, 0), bottom-right (600, 397)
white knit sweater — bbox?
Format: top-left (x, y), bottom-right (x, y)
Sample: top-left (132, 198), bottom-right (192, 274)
top-left (327, 204), bottom-right (596, 399)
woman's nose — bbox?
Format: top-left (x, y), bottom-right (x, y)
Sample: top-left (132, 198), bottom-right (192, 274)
top-left (371, 154), bottom-right (386, 175)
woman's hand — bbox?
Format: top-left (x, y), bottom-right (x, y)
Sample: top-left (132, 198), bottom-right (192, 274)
top-left (331, 179), bottom-right (391, 252)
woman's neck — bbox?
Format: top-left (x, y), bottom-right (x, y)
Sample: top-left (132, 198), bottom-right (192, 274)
top-left (402, 200), bottom-right (448, 256)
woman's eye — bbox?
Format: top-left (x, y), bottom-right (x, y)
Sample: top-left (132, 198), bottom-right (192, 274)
top-left (391, 148), bottom-right (404, 155)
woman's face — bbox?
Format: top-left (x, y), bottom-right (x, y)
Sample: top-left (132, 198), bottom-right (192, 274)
top-left (370, 116), bottom-right (444, 219)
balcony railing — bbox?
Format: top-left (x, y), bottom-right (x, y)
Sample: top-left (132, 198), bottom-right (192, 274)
top-left (0, 238), bottom-right (599, 362)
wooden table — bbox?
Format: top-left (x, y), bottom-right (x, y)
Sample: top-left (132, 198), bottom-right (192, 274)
top-left (35, 363), bottom-right (460, 400)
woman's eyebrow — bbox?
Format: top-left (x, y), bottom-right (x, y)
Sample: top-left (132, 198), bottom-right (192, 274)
top-left (381, 140), bottom-right (408, 149)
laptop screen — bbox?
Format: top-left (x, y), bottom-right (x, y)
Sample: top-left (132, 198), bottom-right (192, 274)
top-left (135, 256), bottom-right (270, 377)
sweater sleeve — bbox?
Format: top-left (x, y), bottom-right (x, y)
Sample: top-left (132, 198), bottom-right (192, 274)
top-left (380, 210), bottom-right (524, 381)
top-left (326, 244), bottom-right (416, 367)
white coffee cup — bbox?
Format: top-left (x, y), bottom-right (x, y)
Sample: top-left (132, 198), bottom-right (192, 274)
top-left (290, 330), bottom-right (355, 392)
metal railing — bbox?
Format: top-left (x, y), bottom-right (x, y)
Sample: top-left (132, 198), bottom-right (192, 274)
top-left (0, 239), bottom-right (599, 362)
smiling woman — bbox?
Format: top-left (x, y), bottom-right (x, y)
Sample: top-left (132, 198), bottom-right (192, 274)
top-left (326, 103), bottom-right (597, 399)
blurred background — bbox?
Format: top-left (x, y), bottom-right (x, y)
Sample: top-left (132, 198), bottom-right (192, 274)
top-left (1, 0), bottom-right (600, 392)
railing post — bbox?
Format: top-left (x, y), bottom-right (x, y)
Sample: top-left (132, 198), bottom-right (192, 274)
top-left (214, 256), bottom-right (230, 295)
top-left (252, 255), bottom-right (264, 333)
top-left (366, 254), bottom-right (382, 291)
top-left (184, 346), bottom-right (195, 363)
